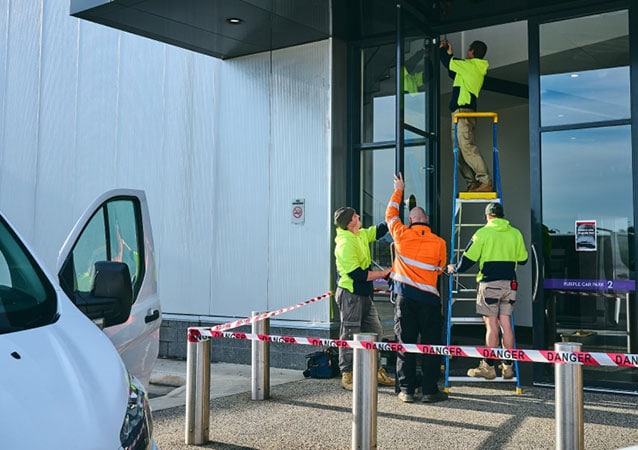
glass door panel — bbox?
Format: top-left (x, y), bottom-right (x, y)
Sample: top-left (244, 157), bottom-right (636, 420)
top-left (356, 9), bottom-right (439, 339)
top-left (404, 145), bottom-right (433, 214)
top-left (403, 36), bottom-right (434, 138)
top-left (361, 148), bottom-right (395, 269)
top-left (403, 37), bottom-right (432, 135)
top-left (361, 44), bottom-right (396, 144)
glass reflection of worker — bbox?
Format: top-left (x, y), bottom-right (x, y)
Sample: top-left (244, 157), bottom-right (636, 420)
top-left (439, 38), bottom-right (492, 192)
top-left (115, 222), bottom-right (139, 281)
top-left (403, 48), bottom-right (427, 94)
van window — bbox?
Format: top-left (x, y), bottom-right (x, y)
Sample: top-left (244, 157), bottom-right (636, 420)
top-left (59, 197), bottom-right (144, 302)
top-left (0, 217), bottom-right (57, 333)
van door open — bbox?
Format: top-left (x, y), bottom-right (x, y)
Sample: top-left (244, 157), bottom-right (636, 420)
top-left (57, 189), bottom-right (160, 388)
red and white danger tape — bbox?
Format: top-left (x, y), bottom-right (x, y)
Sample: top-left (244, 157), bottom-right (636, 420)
top-left (187, 329), bottom-right (638, 368)
top-left (207, 291), bottom-right (332, 332)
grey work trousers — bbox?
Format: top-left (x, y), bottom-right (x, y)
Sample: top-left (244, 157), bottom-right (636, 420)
top-left (335, 287), bottom-right (383, 373)
top-left (451, 108), bottom-right (491, 185)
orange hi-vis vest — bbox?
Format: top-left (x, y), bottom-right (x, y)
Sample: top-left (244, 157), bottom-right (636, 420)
top-left (385, 188), bottom-right (447, 299)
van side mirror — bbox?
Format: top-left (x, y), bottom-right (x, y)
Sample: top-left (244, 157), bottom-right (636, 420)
top-left (79, 261), bottom-right (133, 327)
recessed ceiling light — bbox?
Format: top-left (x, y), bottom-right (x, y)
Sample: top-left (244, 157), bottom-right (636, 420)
top-left (570, 73), bottom-right (579, 78)
top-left (227, 18), bottom-right (242, 24)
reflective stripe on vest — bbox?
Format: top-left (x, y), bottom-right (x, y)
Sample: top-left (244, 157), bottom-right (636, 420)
top-left (397, 254), bottom-right (442, 272)
top-left (391, 272), bottom-right (440, 296)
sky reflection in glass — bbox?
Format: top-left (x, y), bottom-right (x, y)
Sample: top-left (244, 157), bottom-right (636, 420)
top-left (540, 67), bottom-right (630, 127)
top-left (541, 125), bottom-right (632, 234)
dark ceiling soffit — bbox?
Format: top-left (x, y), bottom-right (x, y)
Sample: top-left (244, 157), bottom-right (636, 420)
top-left (403, 0), bottom-right (628, 35)
top-left (75, 8), bottom-right (250, 59)
top-left (483, 77), bottom-right (528, 99)
top-left (71, 0), bottom-right (332, 60)
top-left (71, 0), bottom-right (627, 60)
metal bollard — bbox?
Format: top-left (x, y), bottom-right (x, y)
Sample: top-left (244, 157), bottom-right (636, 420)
top-left (251, 311), bottom-right (270, 400)
top-left (185, 336), bottom-right (211, 445)
top-left (555, 342), bottom-right (584, 450)
top-left (352, 333), bottom-right (377, 450)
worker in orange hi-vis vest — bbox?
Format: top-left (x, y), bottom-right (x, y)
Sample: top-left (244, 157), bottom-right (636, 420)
top-left (386, 172), bottom-right (448, 404)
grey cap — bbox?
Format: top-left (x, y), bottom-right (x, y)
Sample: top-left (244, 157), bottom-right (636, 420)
top-left (485, 202), bottom-right (503, 217)
top-left (334, 207), bottom-right (355, 229)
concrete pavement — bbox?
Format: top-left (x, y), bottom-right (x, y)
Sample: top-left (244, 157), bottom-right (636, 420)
top-left (148, 358), bottom-right (302, 411)
top-left (148, 358), bottom-right (638, 450)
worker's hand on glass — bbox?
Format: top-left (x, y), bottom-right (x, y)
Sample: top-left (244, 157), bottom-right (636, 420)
top-left (393, 172), bottom-right (405, 191)
top-left (447, 264), bottom-right (456, 274)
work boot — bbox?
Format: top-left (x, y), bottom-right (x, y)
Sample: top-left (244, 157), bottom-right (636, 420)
top-left (377, 367), bottom-right (395, 386)
top-left (467, 360), bottom-right (496, 380)
top-left (465, 181), bottom-right (480, 191)
top-left (470, 183), bottom-right (494, 192)
top-left (398, 392), bottom-right (414, 403)
top-left (422, 390), bottom-right (449, 403)
top-left (500, 363), bottom-right (515, 379)
top-left (341, 371), bottom-right (353, 390)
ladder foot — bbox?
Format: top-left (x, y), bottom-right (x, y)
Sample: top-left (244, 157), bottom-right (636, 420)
top-left (516, 387), bottom-right (523, 395)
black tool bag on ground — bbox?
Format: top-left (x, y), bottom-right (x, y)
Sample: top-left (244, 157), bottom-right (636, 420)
top-left (302, 348), bottom-right (340, 379)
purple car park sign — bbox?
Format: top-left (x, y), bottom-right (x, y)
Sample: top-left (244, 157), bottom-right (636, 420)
top-left (544, 278), bottom-right (636, 292)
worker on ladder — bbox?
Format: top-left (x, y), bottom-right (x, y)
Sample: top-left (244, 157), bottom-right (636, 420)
top-left (446, 202), bottom-right (528, 379)
top-left (439, 37), bottom-right (492, 192)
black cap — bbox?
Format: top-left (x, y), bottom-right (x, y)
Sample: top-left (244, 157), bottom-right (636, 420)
top-left (485, 202), bottom-right (503, 217)
top-left (334, 207), bottom-right (355, 229)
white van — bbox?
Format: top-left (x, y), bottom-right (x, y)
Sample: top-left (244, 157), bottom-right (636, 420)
top-left (0, 194), bottom-right (157, 449)
top-left (57, 189), bottom-right (161, 388)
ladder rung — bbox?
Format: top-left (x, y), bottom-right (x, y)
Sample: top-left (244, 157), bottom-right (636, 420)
top-left (447, 376), bottom-right (517, 383)
top-left (451, 317), bottom-right (483, 324)
top-left (457, 193), bottom-right (499, 200)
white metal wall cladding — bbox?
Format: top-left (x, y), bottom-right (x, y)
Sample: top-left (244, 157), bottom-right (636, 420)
top-left (0, 0), bottom-right (332, 325)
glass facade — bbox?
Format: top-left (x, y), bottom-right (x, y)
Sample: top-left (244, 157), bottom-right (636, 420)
top-left (352, 4), bottom-right (638, 392)
top-left (538, 10), bottom-right (637, 389)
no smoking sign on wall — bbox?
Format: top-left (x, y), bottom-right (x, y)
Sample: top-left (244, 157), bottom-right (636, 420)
top-left (291, 199), bottom-right (305, 225)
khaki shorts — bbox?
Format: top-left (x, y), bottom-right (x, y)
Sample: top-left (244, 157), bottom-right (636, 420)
top-left (476, 280), bottom-right (516, 317)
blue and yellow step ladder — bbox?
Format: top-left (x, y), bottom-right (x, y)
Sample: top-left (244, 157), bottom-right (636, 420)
top-left (443, 112), bottom-right (522, 394)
